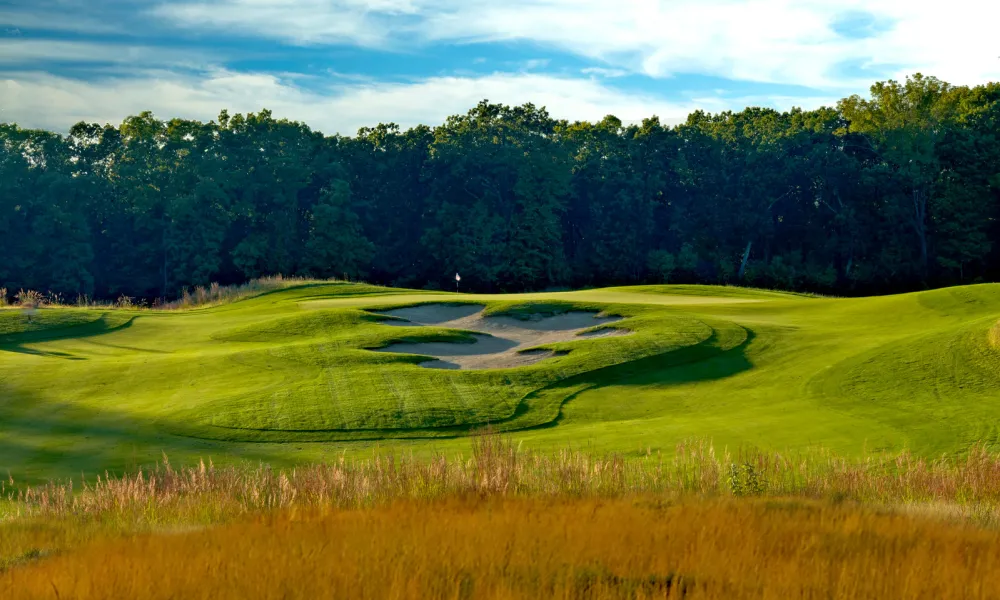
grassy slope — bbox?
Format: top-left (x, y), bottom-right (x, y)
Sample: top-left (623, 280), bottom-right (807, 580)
top-left (2, 282), bottom-right (1000, 482)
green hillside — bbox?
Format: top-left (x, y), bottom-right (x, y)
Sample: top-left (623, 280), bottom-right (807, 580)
top-left (3, 283), bottom-right (1000, 483)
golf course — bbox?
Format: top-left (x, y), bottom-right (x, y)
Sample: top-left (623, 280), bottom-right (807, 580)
top-left (3, 280), bottom-right (1000, 483)
top-left (6, 4), bottom-right (1000, 593)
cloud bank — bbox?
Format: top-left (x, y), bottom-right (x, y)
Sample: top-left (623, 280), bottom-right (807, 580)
top-left (1, 0), bottom-right (997, 133)
top-left (2, 70), bottom-right (699, 133)
top-left (155, 0), bottom-right (1000, 88)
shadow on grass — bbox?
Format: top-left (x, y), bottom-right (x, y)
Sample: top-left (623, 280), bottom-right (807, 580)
top-left (503, 325), bottom-right (757, 432)
top-left (0, 346), bottom-right (85, 360)
top-left (78, 339), bottom-right (173, 355)
top-left (0, 315), bottom-right (136, 361)
top-left (0, 382), bottom-right (305, 486)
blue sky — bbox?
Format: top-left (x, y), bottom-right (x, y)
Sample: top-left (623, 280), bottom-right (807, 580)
top-left (1, 0), bottom-right (998, 134)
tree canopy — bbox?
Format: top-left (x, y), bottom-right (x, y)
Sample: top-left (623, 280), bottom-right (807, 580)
top-left (2, 74), bottom-right (999, 301)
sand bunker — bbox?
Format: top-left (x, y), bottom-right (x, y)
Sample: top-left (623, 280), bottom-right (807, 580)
top-left (371, 304), bottom-right (630, 370)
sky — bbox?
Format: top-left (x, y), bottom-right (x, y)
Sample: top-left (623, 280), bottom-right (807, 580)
top-left (1, 0), bottom-right (998, 135)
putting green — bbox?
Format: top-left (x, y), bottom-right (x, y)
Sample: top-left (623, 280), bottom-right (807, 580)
top-left (2, 282), bottom-right (1000, 483)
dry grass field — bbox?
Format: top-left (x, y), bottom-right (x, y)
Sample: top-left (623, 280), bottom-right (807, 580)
top-left (4, 497), bottom-right (1000, 600)
top-left (4, 437), bottom-right (1000, 599)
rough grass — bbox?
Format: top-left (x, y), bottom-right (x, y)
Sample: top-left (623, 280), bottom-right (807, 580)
top-left (6, 438), bottom-right (1000, 598)
top-left (3, 282), bottom-right (1000, 483)
top-left (10, 436), bottom-right (1000, 521)
top-left (161, 275), bottom-right (321, 309)
top-left (7, 497), bottom-right (1000, 600)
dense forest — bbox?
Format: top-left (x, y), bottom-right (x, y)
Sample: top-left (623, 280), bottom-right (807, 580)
top-left (2, 74), bottom-right (999, 301)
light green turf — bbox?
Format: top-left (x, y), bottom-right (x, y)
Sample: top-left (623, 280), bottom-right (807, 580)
top-left (2, 282), bottom-right (1000, 483)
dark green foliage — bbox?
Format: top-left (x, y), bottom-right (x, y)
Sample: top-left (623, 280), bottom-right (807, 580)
top-left (2, 75), bottom-right (1000, 299)
top-left (303, 181), bottom-right (374, 279)
top-left (166, 179), bottom-right (229, 288)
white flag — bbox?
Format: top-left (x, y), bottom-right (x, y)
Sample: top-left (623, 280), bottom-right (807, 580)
top-left (455, 273), bottom-right (461, 282)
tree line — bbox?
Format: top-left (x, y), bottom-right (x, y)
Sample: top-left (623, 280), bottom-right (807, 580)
top-left (2, 74), bottom-right (999, 301)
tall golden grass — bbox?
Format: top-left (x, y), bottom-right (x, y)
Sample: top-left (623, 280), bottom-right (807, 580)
top-left (7, 437), bottom-right (1000, 525)
top-left (160, 275), bottom-right (327, 309)
top-left (2, 275), bottom-right (337, 313)
top-left (989, 320), bottom-right (1000, 349)
top-left (7, 438), bottom-right (1000, 598)
top-left (4, 496), bottom-right (1000, 599)
top-left (13, 289), bottom-right (44, 309)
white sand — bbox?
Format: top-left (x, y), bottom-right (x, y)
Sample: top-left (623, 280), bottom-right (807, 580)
top-left (371, 304), bottom-right (630, 370)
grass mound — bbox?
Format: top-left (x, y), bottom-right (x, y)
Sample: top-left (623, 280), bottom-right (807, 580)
top-left (605, 284), bottom-right (816, 300)
top-left (3, 282), bottom-right (1000, 482)
top-left (182, 306), bottom-right (712, 439)
top-left (0, 309), bottom-right (132, 344)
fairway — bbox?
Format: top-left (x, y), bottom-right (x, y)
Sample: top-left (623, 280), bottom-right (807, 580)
top-left (3, 282), bottom-right (1000, 483)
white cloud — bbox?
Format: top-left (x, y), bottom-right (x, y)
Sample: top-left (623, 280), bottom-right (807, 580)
top-left (152, 0), bottom-right (1000, 89)
top-left (582, 67), bottom-right (629, 78)
top-left (0, 69), bottom-right (697, 134)
top-left (0, 39), bottom-right (214, 69)
top-left (520, 59), bottom-right (551, 71)
top-left (154, 0), bottom-right (407, 47)
top-left (6, 1), bottom-right (996, 135)
top-left (0, 8), bottom-right (127, 35)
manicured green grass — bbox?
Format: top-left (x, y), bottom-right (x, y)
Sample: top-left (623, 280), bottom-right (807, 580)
top-left (2, 282), bottom-right (1000, 483)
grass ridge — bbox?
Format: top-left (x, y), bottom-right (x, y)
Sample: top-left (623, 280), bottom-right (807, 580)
top-left (3, 283), bottom-right (1000, 483)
